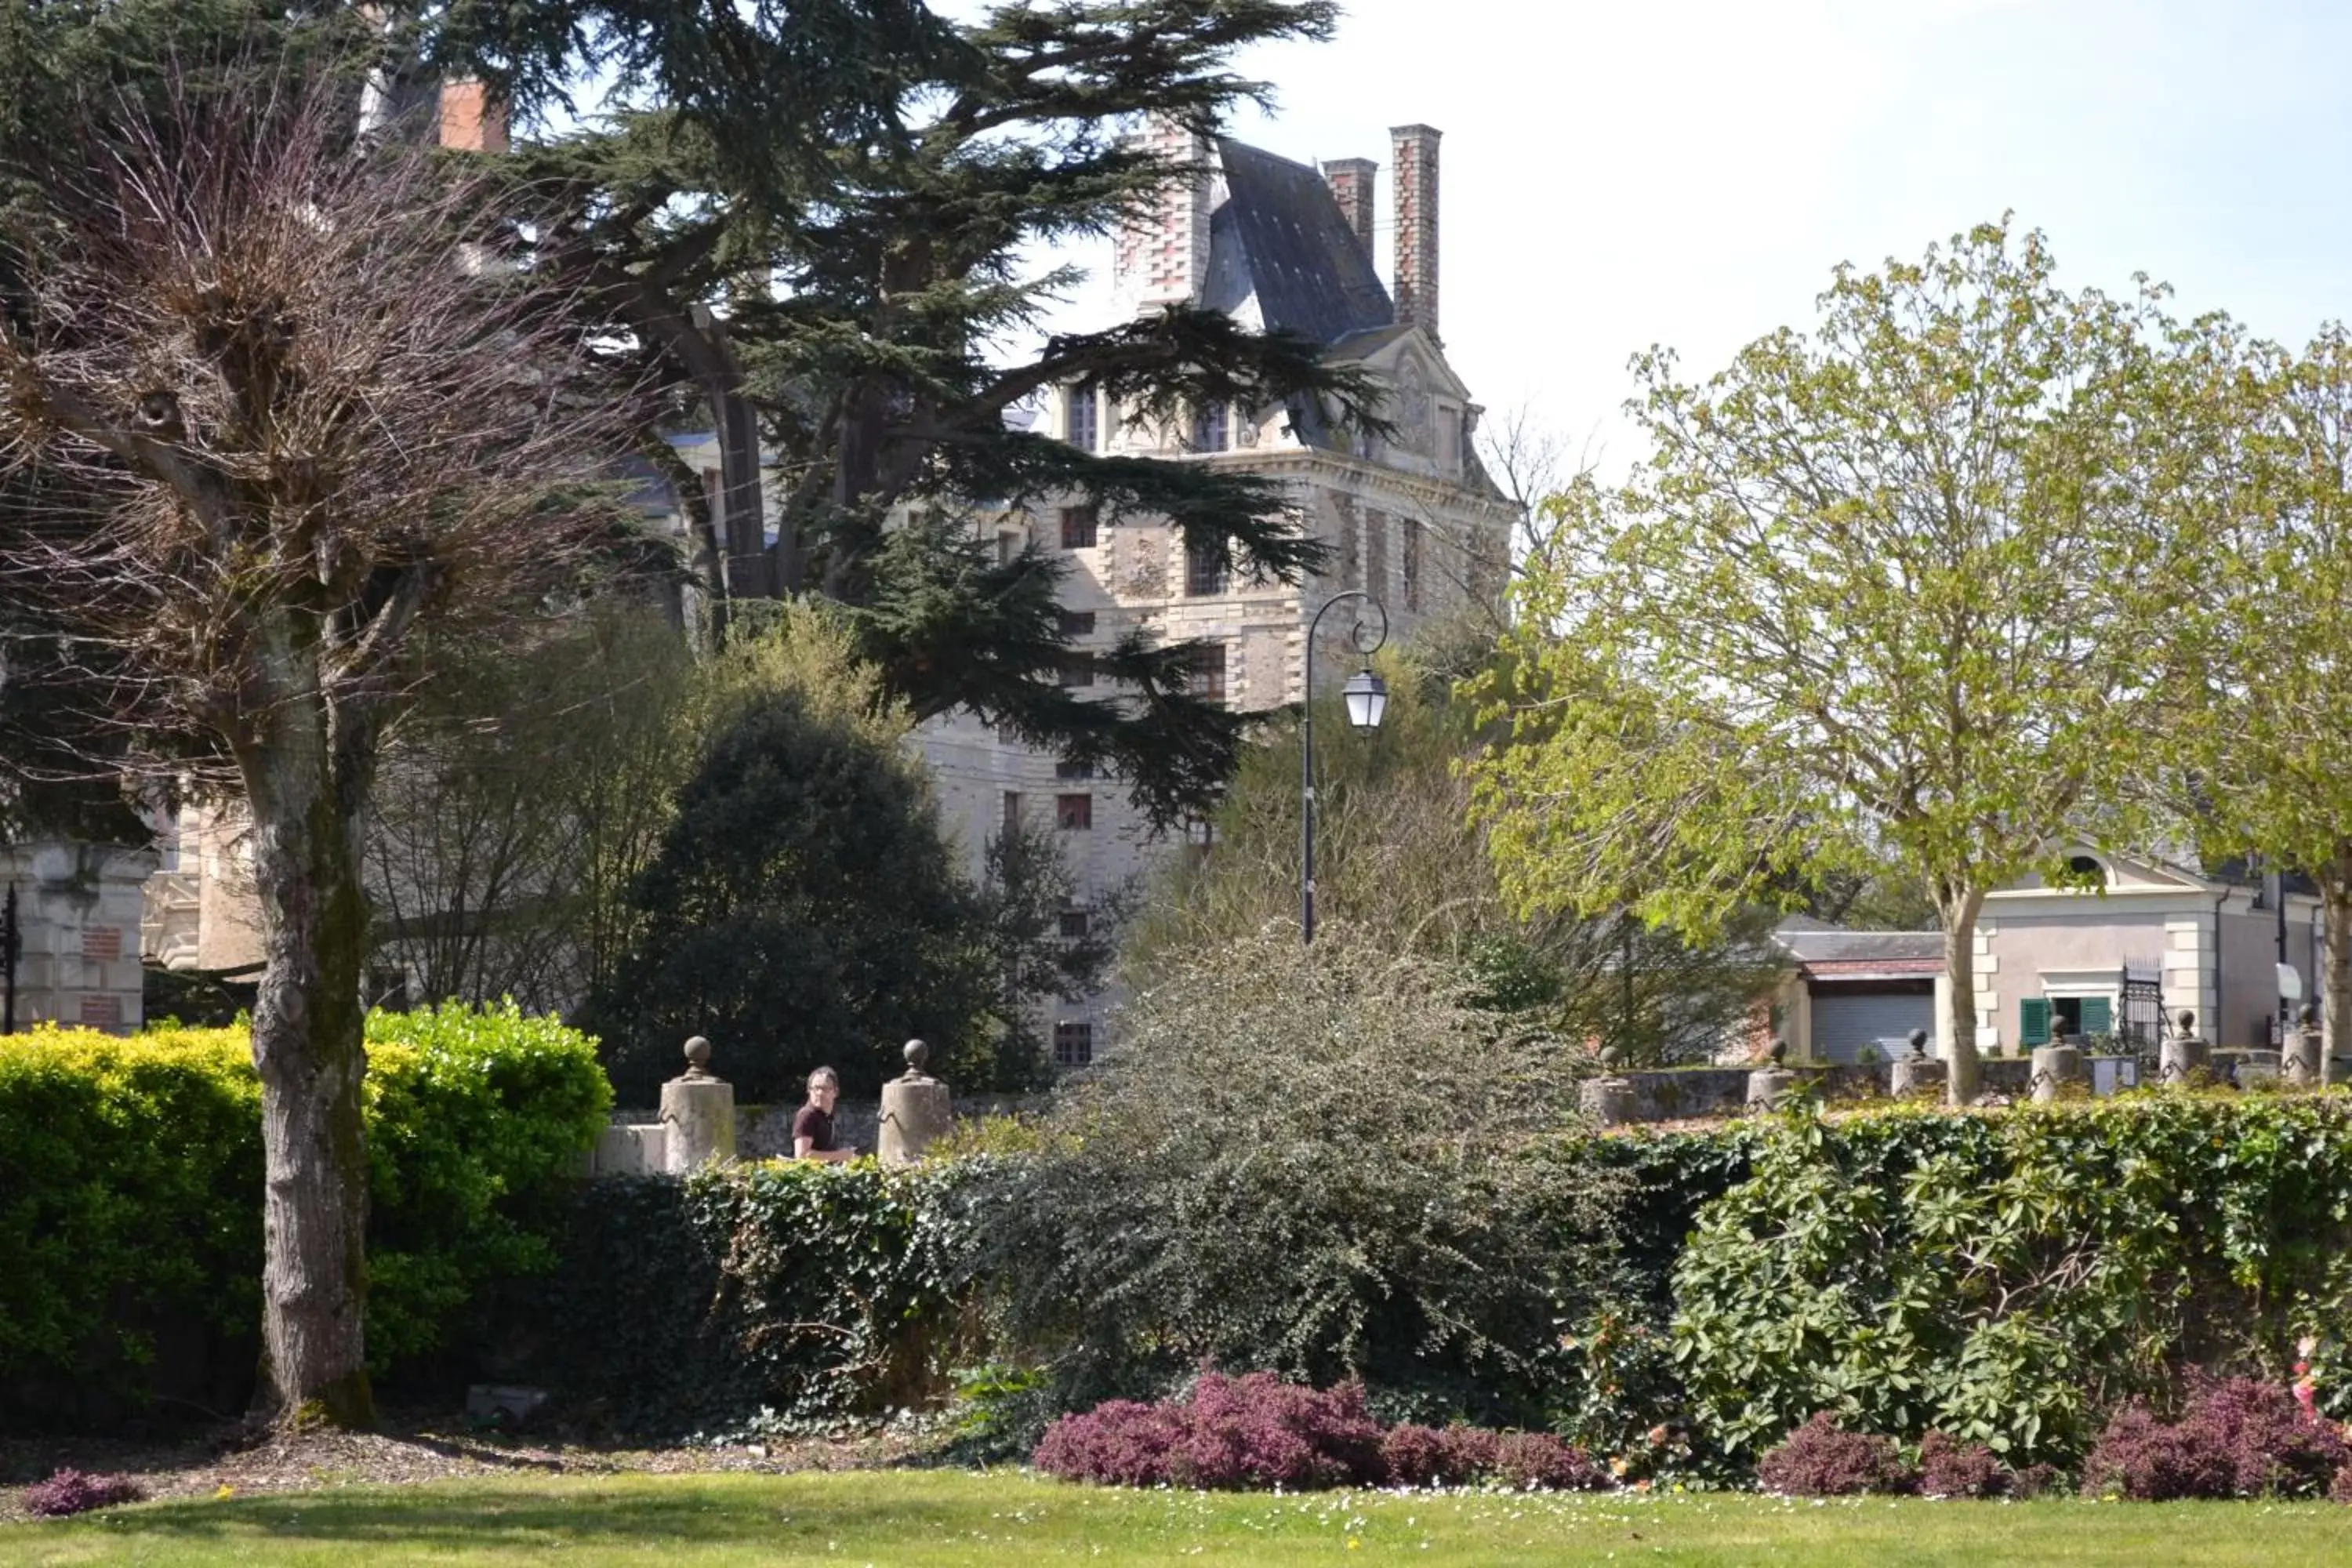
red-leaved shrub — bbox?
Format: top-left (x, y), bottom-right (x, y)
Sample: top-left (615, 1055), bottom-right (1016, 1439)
top-left (2330, 1461), bottom-right (2352, 1505)
top-left (1035, 1373), bottom-right (1385, 1490)
top-left (1755, 1413), bottom-right (1916, 1496)
top-left (21, 1469), bottom-right (145, 1518)
top-left (1380, 1423), bottom-right (1497, 1487)
top-left (1031, 1398), bottom-right (1189, 1487)
top-left (2082, 1381), bottom-right (2348, 1501)
top-left (1033, 1374), bottom-right (1606, 1492)
top-left (1917, 1432), bottom-right (2006, 1498)
top-left (1168, 1374), bottom-right (1385, 1490)
top-left (1492, 1431), bottom-right (1607, 1491)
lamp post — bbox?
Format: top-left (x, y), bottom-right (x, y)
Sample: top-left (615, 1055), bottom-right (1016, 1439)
top-left (1301, 590), bottom-right (1388, 944)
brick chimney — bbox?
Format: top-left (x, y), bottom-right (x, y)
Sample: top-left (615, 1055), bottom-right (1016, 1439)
top-left (438, 79), bottom-right (509, 154)
top-left (1321, 157), bottom-right (1378, 261)
top-left (1388, 124), bottom-right (1441, 340)
top-left (1112, 118), bottom-right (1212, 314)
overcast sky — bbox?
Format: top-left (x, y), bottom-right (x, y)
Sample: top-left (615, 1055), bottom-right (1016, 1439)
top-left (1023, 0), bottom-right (2352, 476)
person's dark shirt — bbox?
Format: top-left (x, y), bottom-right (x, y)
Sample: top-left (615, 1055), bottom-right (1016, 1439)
top-left (792, 1102), bottom-right (837, 1155)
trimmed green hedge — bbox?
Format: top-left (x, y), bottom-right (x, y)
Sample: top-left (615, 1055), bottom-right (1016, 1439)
top-left (0, 1004), bottom-right (609, 1424)
top-left (1659, 1097), bottom-right (2352, 1467)
top-left (496, 1159), bottom-right (972, 1436)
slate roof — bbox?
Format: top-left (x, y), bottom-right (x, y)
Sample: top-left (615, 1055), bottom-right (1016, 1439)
top-left (1773, 921), bottom-right (1944, 967)
top-left (1203, 140), bottom-right (1394, 347)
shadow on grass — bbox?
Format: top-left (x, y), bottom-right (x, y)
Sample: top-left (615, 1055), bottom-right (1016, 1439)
top-left (77, 1478), bottom-right (979, 1552)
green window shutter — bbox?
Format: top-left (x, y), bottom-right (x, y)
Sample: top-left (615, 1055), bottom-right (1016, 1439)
top-left (2079, 996), bottom-right (2113, 1039)
top-left (2020, 997), bottom-right (2052, 1048)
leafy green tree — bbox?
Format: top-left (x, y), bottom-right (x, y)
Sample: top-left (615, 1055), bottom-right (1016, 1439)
top-left (582, 611), bottom-right (996, 1105)
top-left (2165, 321), bottom-right (2352, 1060)
top-left (1469, 223), bottom-right (2190, 1101)
top-left (1126, 628), bottom-right (1779, 1063)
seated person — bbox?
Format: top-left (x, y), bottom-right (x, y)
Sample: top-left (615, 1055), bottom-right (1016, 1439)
top-left (793, 1065), bottom-right (855, 1163)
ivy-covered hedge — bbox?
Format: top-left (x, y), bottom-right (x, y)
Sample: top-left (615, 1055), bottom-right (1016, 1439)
top-left (494, 1159), bottom-right (971, 1436)
top-left (0, 1005), bottom-right (609, 1425)
top-left (1661, 1098), bottom-right (2352, 1468)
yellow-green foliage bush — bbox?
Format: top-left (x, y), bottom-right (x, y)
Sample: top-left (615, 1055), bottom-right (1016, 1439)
top-left (0, 1004), bottom-right (609, 1422)
top-left (0, 1025), bottom-right (262, 1419)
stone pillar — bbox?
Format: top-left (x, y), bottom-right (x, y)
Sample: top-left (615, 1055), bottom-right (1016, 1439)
top-left (2030, 1044), bottom-right (2083, 1103)
top-left (1748, 1036), bottom-right (1799, 1112)
top-left (2234, 1049), bottom-right (2282, 1090)
top-left (2285, 1003), bottom-right (2326, 1090)
top-left (878, 1039), bottom-right (953, 1166)
top-left (1581, 1076), bottom-right (1639, 1127)
top-left (2160, 1011), bottom-right (2212, 1088)
top-left (660, 1036), bottom-right (736, 1173)
top-left (1891, 1056), bottom-right (1947, 1099)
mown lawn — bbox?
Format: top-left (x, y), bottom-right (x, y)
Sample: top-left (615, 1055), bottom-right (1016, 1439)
top-left (4, 1469), bottom-right (2348, 1566)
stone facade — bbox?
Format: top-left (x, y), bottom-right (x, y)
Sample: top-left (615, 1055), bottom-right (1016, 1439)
top-left (918, 119), bottom-right (1515, 1064)
top-left (2, 840), bottom-right (155, 1033)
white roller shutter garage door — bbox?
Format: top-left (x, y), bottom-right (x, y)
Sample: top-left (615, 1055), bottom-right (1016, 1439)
top-left (1811, 990), bottom-right (1935, 1063)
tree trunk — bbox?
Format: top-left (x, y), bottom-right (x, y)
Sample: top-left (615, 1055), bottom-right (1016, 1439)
top-left (238, 652), bottom-right (377, 1427)
top-left (2323, 861), bottom-right (2352, 1071)
top-left (1937, 881), bottom-right (1985, 1106)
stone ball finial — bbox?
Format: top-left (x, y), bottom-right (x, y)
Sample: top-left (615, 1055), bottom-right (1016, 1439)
top-left (1769, 1036), bottom-right (1788, 1066)
top-left (682, 1035), bottom-right (713, 1076)
top-left (1907, 1028), bottom-right (1929, 1058)
top-left (902, 1038), bottom-right (931, 1077)
top-left (2176, 1010), bottom-right (2198, 1039)
top-left (2301, 1002), bottom-right (2320, 1028)
top-left (1597, 1044), bottom-right (1621, 1072)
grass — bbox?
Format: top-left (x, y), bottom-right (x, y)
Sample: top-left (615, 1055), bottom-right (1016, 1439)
top-left (6, 1471), bottom-right (2351, 1566)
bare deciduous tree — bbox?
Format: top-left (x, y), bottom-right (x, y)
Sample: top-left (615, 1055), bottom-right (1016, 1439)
top-left (0, 73), bottom-right (631, 1425)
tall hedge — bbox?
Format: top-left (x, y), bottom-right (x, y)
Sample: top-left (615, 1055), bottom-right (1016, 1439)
top-left (1664, 1098), bottom-right (2352, 1466)
top-left (0, 1004), bottom-right (609, 1425)
top-left (497, 1160), bottom-right (972, 1436)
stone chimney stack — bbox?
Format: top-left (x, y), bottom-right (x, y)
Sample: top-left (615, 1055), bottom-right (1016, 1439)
top-left (1321, 157), bottom-right (1378, 261)
top-left (1388, 124), bottom-right (1441, 340)
top-left (1112, 118), bottom-right (1213, 315)
top-left (437, 79), bottom-right (509, 154)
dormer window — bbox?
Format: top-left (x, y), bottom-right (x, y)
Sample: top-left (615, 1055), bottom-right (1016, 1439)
top-left (2067, 855), bottom-right (2104, 882)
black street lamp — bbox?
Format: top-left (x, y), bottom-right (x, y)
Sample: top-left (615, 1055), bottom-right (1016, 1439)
top-left (1302, 590), bottom-right (1388, 945)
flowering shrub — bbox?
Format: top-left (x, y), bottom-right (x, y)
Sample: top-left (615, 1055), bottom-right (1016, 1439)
top-left (1917, 1432), bottom-right (2007, 1498)
top-left (1033, 1374), bottom-right (1605, 1491)
top-left (2081, 1381), bottom-right (2348, 1500)
top-left (21, 1468), bottom-right (144, 1517)
top-left (1754, 1414), bottom-right (1915, 1496)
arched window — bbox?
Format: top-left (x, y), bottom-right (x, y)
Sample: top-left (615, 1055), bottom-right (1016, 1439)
top-left (2067, 855), bottom-right (2103, 880)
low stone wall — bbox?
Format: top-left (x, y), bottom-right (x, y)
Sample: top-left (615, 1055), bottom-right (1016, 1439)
top-left (1588, 1054), bottom-right (2147, 1126)
top-left (590, 1094), bottom-right (1044, 1176)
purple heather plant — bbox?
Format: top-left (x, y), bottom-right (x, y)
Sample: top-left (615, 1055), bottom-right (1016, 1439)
top-left (1754, 1414), bottom-right (1916, 1497)
top-left (21, 1469), bottom-right (146, 1518)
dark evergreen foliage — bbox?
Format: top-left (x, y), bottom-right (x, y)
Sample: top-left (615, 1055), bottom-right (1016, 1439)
top-left (583, 686), bottom-right (994, 1106)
